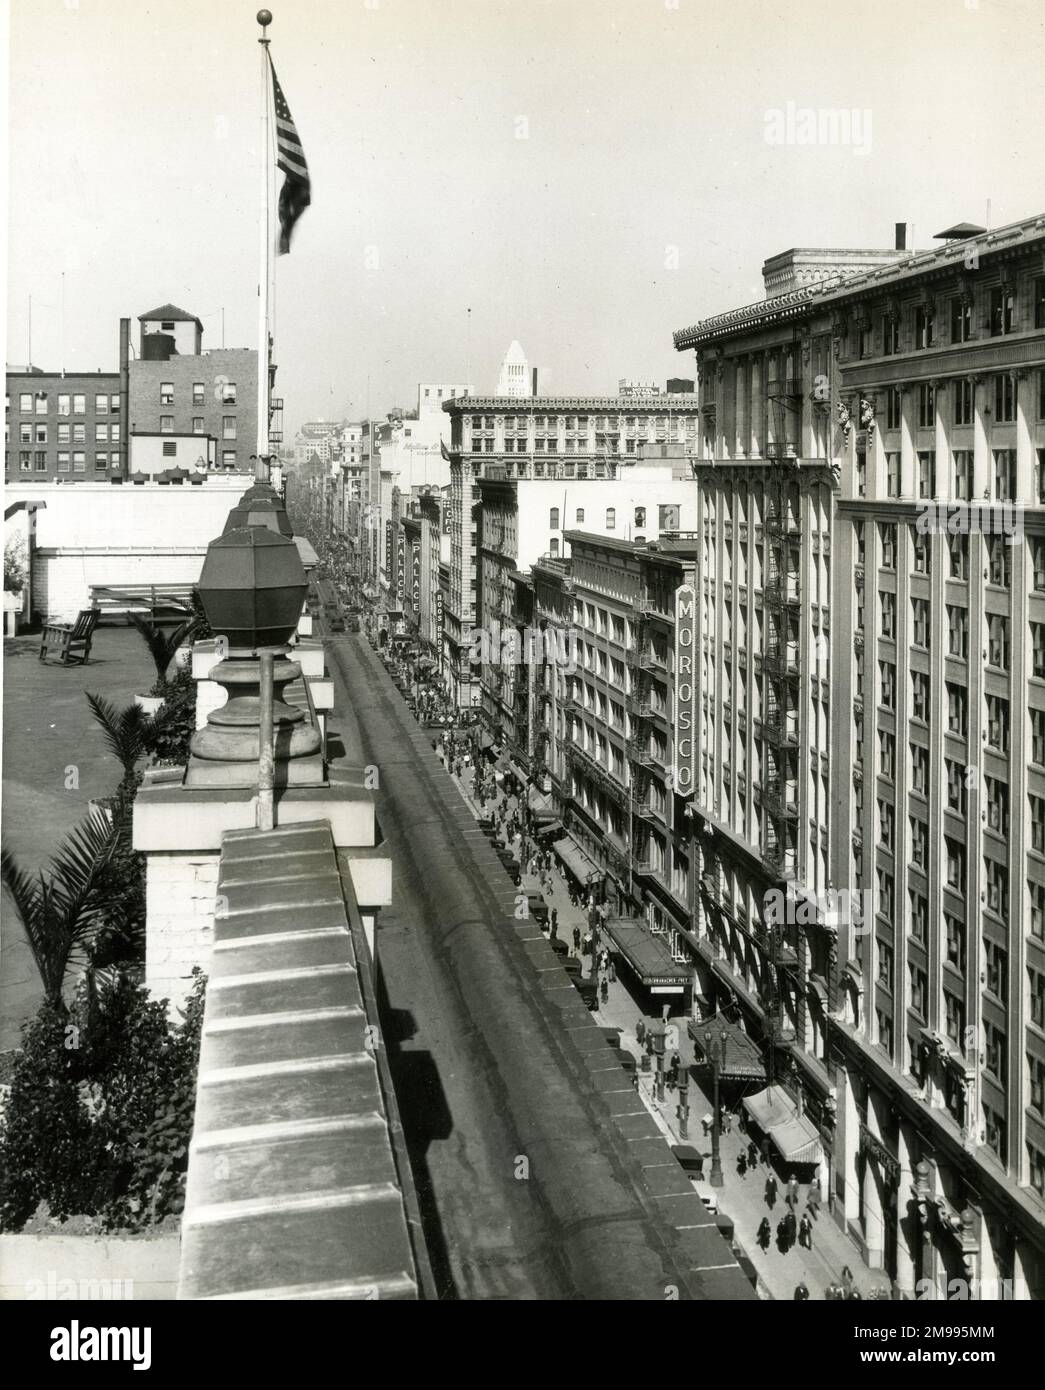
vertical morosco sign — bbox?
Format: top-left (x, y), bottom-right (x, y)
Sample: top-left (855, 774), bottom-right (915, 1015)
top-left (674, 583), bottom-right (696, 797)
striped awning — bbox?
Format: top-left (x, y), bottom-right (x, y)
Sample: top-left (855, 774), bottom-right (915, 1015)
top-left (741, 1085), bottom-right (822, 1164)
top-left (688, 1018), bottom-right (766, 1082)
top-left (552, 836), bottom-right (603, 885)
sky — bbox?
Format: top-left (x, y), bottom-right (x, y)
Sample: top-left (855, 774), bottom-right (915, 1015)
top-left (5, 0), bottom-right (1045, 435)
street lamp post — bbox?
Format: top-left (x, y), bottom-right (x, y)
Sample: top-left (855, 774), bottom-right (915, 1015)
top-left (677, 1063), bottom-right (690, 1140)
top-left (649, 1019), bottom-right (667, 1104)
top-left (705, 1030), bottom-right (728, 1188)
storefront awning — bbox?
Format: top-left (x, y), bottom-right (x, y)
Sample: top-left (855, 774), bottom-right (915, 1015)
top-left (741, 1085), bottom-right (822, 1165)
top-left (535, 819), bottom-right (564, 840)
top-left (601, 918), bottom-right (690, 993)
top-left (477, 730), bottom-right (495, 751)
top-left (552, 837), bottom-right (603, 886)
top-left (688, 1018), bottom-right (766, 1082)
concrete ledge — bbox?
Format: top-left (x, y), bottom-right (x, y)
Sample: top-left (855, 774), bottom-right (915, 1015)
top-left (179, 819), bottom-right (417, 1300)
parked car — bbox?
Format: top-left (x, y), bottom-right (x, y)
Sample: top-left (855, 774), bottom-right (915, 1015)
top-left (599, 1026), bottom-right (623, 1048)
top-left (670, 1144), bottom-right (705, 1177)
top-left (328, 616), bottom-right (346, 633)
top-left (692, 1179), bottom-right (719, 1214)
top-left (526, 891), bottom-right (549, 925)
top-left (573, 977), bottom-right (599, 1010)
top-left (548, 937), bottom-right (569, 958)
top-left (612, 1048), bottom-right (637, 1075)
top-left (563, 957), bottom-right (583, 978)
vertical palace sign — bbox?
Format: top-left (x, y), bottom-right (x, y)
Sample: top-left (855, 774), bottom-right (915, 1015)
top-left (674, 583), bottom-right (696, 797)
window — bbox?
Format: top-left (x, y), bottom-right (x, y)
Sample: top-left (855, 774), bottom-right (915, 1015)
top-left (1033, 967), bottom-right (1045, 1030)
top-left (912, 597), bottom-right (929, 648)
top-left (993, 448), bottom-right (1016, 501)
top-left (877, 939), bottom-right (893, 985)
top-left (879, 660), bottom-right (895, 710)
top-left (947, 604), bottom-right (968, 658)
top-left (986, 694), bottom-right (1009, 753)
top-left (160, 416), bottom-right (174, 433)
top-left (912, 527), bottom-right (930, 574)
top-left (910, 817), bottom-right (928, 868)
top-left (549, 537), bottom-right (560, 558)
top-left (34, 391), bottom-right (48, 415)
top-left (951, 295), bottom-right (973, 343)
top-left (1033, 709), bottom-right (1045, 765)
top-left (886, 387), bottom-right (902, 431)
top-left (34, 452), bottom-right (46, 472)
top-left (1032, 795), bottom-right (1045, 853)
top-left (917, 383), bottom-right (935, 428)
top-left (73, 423), bottom-right (85, 444)
top-left (95, 423), bottom-right (108, 443)
top-left (885, 451), bottom-right (900, 497)
top-left (986, 613), bottom-right (1009, 670)
top-left (160, 383), bottom-right (174, 405)
top-left (945, 836), bottom-right (966, 892)
top-left (222, 416), bottom-right (237, 440)
top-left (880, 591), bottom-right (895, 638)
top-left (222, 382), bottom-right (237, 404)
top-left (73, 394), bottom-right (85, 415)
top-left (549, 507), bottom-right (559, 529)
top-left (19, 393), bottom-right (32, 412)
top-left (659, 504), bottom-right (680, 530)
top-left (18, 452), bottom-right (30, 472)
top-left (193, 383), bottom-right (205, 405)
top-left (221, 450), bottom-right (236, 468)
top-left (1036, 276), bottom-right (1045, 330)
top-left (911, 892), bottom-right (928, 943)
top-left (909, 964), bottom-right (927, 1017)
top-left (878, 798), bottom-right (894, 851)
top-left (57, 423), bottom-right (70, 445)
top-left (911, 671), bottom-right (929, 721)
top-left (56, 451), bottom-right (70, 473)
top-left (110, 394), bottom-right (120, 411)
top-left (56, 393), bottom-right (70, 416)
top-left (915, 303), bottom-right (935, 349)
top-left (576, 508), bottom-right (585, 523)
top-left (947, 532), bottom-right (968, 580)
top-left (944, 991), bottom-right (965, 1047)
top-left (985, 777), bottom-right (1009, 835)
top-left (986, 535), bottom-right (1011, 588)
top-left (634, 506), bottom-right (646, 528)
top-left (917, 450), bottom-right (935, 498)
top-left (879, 523), bottom-right (896, 569)
top-left (946, 683), bottom-right (967, 737)
top-left (985, 859), bottom-right (1009, 922)
top-left (954, 379), bottom-right (973, 426)
top-left (160, 320), bottom-right (175, 331)
top-left (192, 417), bottom-right (204, 434)
top-left (95, 393), bottom-right (109, 415)
top-left (94, 452), bottom-right (108, 470)
top-left (162, 441), bottom-right (177, 458)
top-left (72, 451), bottom-right (85, 473)
top-left (911, 743), bottom-right (929, 792)
top-left (984, 1022), bottom-right (1006, 1084)
top-left (882, 315), bottom-right (900, 355)
top-left (952, 448), bottom-right (971, 499)
top-left (606, 507), bottom-right (616, 530)
top-left (33, 423), bottom-right (47, 444)
top-left (994, 374), bottom-right (1016, 423)
top-left (1032, 539), bottom-right (1045, 591)
top-left (18, 423), bottom-right (31, 444)
top-left (878, 728), bottom-right (895, 780)
top-left (989, 284), bottom-right (1015, 336)
top-left (109, 423), bottom-right (120, 443)
top-left (945, 914), bottom-right (965, 971)
top-left (946, 758), bottom-right (967, 814)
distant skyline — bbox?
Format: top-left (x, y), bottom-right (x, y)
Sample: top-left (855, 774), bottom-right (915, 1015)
top-left (6, 0), bottom-right (1045, 434)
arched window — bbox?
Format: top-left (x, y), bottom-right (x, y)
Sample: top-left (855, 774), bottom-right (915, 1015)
top-left (550, 537), bottom-right (560, 558)
top-left (549, 507), bottom-right (560, 528)
top-left (634, 506), bottom-right (646, 527)
top-left (576, 507), bottom-right (585, 523)
top-left (606, 507), bottom-right (616, 530)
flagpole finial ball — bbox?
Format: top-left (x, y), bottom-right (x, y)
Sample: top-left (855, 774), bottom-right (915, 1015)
top-left (257, 10), bottom-right (273, 27)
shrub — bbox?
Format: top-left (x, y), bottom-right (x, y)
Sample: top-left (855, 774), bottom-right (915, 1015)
top-left (0, 971), bottom-right (207, 1232)
top-left (146, 666), bottom-right (197, 765)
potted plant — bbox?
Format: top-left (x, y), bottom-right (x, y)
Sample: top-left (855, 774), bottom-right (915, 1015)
top-left (127, 613), bottom-right (197, 713)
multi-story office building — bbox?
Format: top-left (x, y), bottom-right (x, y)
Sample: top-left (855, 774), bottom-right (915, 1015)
top-left (443, 393), bottom-right (701, 710)
top-left (673, 213), bottom-right (1045, 1298)
top-left (7, 369), bottom-right (123, 482)
top-left (129, 305), bottom-right (258, 473)
top-left (293, 419), bottom-right (344, 468)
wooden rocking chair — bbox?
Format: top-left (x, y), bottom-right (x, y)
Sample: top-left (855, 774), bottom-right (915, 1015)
top-left (39, 607), bottom-right (100, 665)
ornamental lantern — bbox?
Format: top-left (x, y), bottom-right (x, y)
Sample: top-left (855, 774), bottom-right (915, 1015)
top-left (196, 527), bottom-right (306, 653)
top-left (223, 496), bottom-right (293, 537)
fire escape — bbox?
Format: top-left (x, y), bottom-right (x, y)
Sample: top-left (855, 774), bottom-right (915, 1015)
top-left (761, 349), bottom-right (804, 1075)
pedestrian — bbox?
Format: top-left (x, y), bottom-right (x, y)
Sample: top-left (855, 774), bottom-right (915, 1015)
top-left (764, 1174), bottom-right (777, 1208)
top-left (670, 1050), bottom-right (681, 1081)
top-left (747, 1140), bottom-right (758, 1169)
top-left (759, 1136), bottom-right (771, 1166)
top-left (776, 1217), bottom-right (789, 1253)
top-left (737, 1151), bottom-right (747, 1178)
top-left (807, 1181), bottom-right (821, 1219)
top-left (793, 1282), bottom-right (810, 1301)
top-left (787, 1174), bottom-right (800, 1209)
top-left (608, 956), bottom-right (616, 983)
top-left (756, 1216), bottom-right (772, 1252)
top-left (799, 1213), bottom-right (812, 1250)
top-left (841, 1265), bottom-right (854, 1291)
top-left (550, 908), bottom-right (558, 939)
top-left (600, 976), bottom-right (609, 1005)
top-left (572, 926), bottom-right (581, 957)
top-left (722, 1109), bottom-right (733, 1135)
top-left (787, 1210), bottom-right (797, 1248)
top-left (635, 1018), bottom-right (646, 1046)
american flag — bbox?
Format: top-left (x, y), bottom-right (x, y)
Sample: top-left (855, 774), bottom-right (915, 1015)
top-left (269, 54), bottom-right (311, 255)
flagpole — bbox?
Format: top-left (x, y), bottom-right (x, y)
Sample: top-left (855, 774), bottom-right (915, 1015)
top-left (256, 9), bottom-right (273, 483)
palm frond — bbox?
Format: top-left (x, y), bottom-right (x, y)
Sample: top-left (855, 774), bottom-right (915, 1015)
top-left (85, 692), bottom-right (153, 776)
top-left (127, 614), bottom-right (197, 684)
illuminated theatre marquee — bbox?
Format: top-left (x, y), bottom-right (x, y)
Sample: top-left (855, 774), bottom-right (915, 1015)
top-left (674, 584), bottom-right (696, 797)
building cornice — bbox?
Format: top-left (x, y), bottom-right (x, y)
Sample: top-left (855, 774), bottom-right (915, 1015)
top-left (673, 214), bottom-right (1045, 351)
top-left (442, 395), bottom-right (700, 413)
